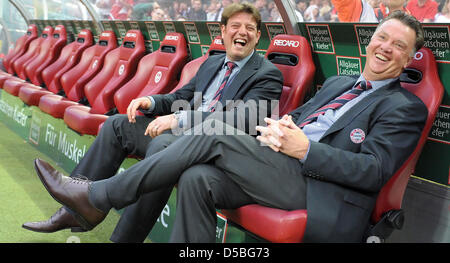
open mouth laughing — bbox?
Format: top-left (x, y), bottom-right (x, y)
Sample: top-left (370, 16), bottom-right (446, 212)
top-left (375, 53), bottom-right (388, 62)
top-left (234, 38), bottom-right (247, 47)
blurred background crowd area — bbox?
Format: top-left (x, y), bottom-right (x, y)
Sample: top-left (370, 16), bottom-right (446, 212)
top-left (87, 0), bottom-right (450, 23)
top-left (90, 0), bottom-right (305, 22)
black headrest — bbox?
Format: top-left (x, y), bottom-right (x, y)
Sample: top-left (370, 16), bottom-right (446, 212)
top-left (400, 68), bottom-right (422, 84)
top-left (99, 40), bottom-right (108, 46)
top-left (161, 45), bottom-right (176, 53)
top-left (77, 38), bottom-right (85, 43)
top-left (209, 50), bottom-right (226, 56)
top-left (123, 41), bottom-right (135, 49)
top-left (53, 34), bottom-right (60, 39)
top-left (267, 52), bottom-right (299, 66)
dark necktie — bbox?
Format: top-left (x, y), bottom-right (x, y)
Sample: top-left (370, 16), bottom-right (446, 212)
top-left (299, 80), bottom-right (372, 128)
top-left (208, 61), bottom-right (236, 112)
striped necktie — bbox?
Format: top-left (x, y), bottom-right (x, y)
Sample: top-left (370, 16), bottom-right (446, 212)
top-left (208, 61), bottom-right (236, 112)
top-left (298, 80), bottom-right (372, 128)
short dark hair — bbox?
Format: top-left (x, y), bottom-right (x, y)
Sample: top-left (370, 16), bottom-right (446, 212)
top-left (221, 2), bottom-right (262, 31)
top-left (378, 10), bottom-right (425, 54)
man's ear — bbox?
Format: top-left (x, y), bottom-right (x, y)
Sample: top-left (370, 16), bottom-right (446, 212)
top-left (256, 30), bottom-right (261, 43)
top-left (221, 24), bottom-right (226, 38)
top-left (404, 54), bottom-right (414, 69)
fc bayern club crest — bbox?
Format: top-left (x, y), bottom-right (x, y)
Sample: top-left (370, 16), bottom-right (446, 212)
top-left (350, 128), bottom-right (365, 144)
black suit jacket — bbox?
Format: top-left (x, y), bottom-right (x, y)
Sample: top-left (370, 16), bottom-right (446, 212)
top-left (290, 75), bottom-right (428, 242)
top-left (148, 52), bottom-right (283, 134)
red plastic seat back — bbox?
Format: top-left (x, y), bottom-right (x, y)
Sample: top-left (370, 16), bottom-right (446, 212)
top-left (42, 29), bottom-right (94, 94)
top-left (24, 25), bottom-right (67, 86)
top-left (265, 34), bottom-right (315, 117)
top-left (61, 30), bottom-right (118, 102)
top-left (372, 47), bottom-right (444, 223)
top-left (13, 26), bottom-right (52, 80)
top-left (84, 30), bottom-right (145, 114)
top-left (3, 24), bottom-right (38, 74)
top-left (170, 36), bottom-right (226, 93)
top-left (114, 32), bottom-right (189, 114)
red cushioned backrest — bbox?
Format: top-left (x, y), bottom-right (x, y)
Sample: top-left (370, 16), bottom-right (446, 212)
top-left (84, 30), bottom-right (145, 114)
top-left (61, 30), bottom-right (118, 102)
top-left (170, 36), bottom-right (226, 93)
top-left (372, 47), bottom-right (444, 223)
top-left (13, 26), bottom-right (52, 80)
top-left (42, 29), bottom-right (94, 94)
top-left (114, 32), bottom-right (189, 114)
top-left (24, 25), bottom-right (67, 86)
top-left (4, 24), bottom-right (38, 74)
top-left (265, 34), bottom-right (315, 117)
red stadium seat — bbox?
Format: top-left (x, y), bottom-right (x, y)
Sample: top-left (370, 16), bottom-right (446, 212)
top-left (2, 24), bottom-right (38, 75)
top-left (0, 73), bottom-right (24, 90)
top-left (265, 34), bottom-right (315, 117)
top-left (17, 85), bottom-right (53, 106)
top-left (222, 47), bottom-right (443, 243)
top-left (367, 47), bottom-right (444, 242)
top-left (169, 36), bottom-right (226, 94)
top-left (24, 25), bottom-right (67, 86)
top-left (16, 30), bottom-right (94, 107)
top-left (113, 32), bottom-right (189, 114)
top-left (38, 31), bottom-right (118, 119)
top-left (0, 73), bottom-right (12, 88)
top-left (62, 31), bottom-right (118, 103)
top-left (63, 30), bottom-right (145, 135)
top-left (10, 26), bottom-right (68, 102)
top-left (42, 29), bottom-right (94, 94)
top-left (2, 78), bottom-right (27, 96)
top-left (97, 36), bottom-right (226, 135)
top-left (12, 26), bottom-right (52, 81)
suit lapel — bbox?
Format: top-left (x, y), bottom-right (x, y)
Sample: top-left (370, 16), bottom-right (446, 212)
top-left (320, 80), bottom-right (399, 140)
top-left (296, 78), bottom-right (355, 125)
top-left (197, 54), bottom-right (225, 93)
top-left (219, 52), bottom-right (260, 104)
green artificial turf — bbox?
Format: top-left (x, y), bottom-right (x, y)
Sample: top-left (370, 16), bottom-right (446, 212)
top-left (0, 121), bottom-right (122, 243)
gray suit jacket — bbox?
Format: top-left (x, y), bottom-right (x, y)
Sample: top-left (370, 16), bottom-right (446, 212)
top-left (290, 75), bottom-right (428, 242)
top-left (147, 52), bottom-right (283, 134)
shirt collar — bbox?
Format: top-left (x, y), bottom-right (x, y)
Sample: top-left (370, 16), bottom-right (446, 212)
top-left (356, 75), bottom-right (398, 90)
top-left (224, 50), bottom-right (255, 70)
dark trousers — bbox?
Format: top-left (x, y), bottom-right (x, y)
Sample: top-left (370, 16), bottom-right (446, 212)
top-left (71, 114), bottom-right (154, 180)
top-left (90, 120), bottom-right (308, 242)
top-left (110, 133), bottom-right (178, 243)
top-left (70, 114), bottom-right (178, 242)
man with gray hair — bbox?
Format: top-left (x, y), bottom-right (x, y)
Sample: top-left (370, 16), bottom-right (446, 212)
top-left (34, 11), bottom-right (428, 242)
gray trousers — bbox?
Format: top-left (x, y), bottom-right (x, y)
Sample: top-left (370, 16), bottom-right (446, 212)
top-left (89, 120), bottom-right (307, 242)
top-left (71, 114), bottom-right (154, 180)
top-left (110, 133), bottom-right (179, 243)
top-left (71, 114), bottom-right (251, 243)
top-left (70, 114), bottom-right (176, 242)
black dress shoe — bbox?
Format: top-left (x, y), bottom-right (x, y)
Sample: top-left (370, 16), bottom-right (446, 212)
top-left (34, 158), bottom-right (107, 231)
top-left (22, 207), bottom-right (86, 233)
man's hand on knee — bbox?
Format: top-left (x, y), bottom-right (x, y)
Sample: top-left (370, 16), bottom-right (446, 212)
top-left (145, 114), bottom-right (178, 138)
top-left (127, 97), bottom-right (152, 123)
top-left (256, 115), bottom-right (310, 159)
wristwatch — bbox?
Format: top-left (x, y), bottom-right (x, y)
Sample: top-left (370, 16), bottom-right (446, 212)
top-left (173, 110), bottom-right (183, 128)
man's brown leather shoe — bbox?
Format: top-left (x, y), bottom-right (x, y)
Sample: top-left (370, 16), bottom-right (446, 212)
top-left (22, 207), bottom-right (86, 233)
top-left (34, 158), bottom-right (107, 231)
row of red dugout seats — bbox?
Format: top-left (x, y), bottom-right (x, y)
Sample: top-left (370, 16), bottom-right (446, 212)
top-left (0, 23), bottom-right (443, 242)
top-left (0, 23), bottom-right (318, 242)
top-left (0, 23), bottom-right (314, 136)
